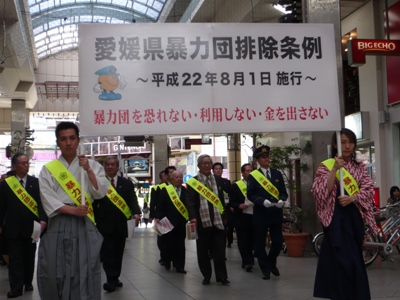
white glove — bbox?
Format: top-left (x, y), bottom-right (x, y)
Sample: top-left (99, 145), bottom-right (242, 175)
top-left (275, 200), bottom-right (284, 208)
top-left (263, 200), bottom-right (273, 208)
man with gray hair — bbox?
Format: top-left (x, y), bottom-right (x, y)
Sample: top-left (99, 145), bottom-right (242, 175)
top-left (186, 154), bottom-right (229, 286)
top-left (94, 156), bottom-right (141, 293)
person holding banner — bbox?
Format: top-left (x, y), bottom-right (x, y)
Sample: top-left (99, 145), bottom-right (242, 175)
top-left (247, 145), bottom-right (288, 280)
top-left (186, 154), bottom-right (229, 286)
top-left (37, 122), bottom-right (109, 300)
top-left (93, 156), bottom-right (141, 292)
top-left (0, 153), bottom-right (47, 298)
top-left (312, 128), bottom-right (378, 300)
top-left (155, 171), bottom-right (188, 274)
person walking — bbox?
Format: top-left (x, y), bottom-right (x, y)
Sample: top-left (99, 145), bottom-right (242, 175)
top-left (312, 128), bottom-right (379, 299)
top-left (247, 145), bottom-right (288, 280)
top-left (93, 156), bottom-right (141, 293)
top-left (0, 154), bottom-right (47, 298)
top-left (186, 154), bottom-right (229, 286)
top-left (37, 122), bottom-right (109, 300)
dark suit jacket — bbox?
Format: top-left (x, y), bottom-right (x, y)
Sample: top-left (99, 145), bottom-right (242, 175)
top-left (149, 183), bottom-right (169, 219)
top-left (94, 176), bottom-right (141, 238)
top-left (155, 185), bottom-right (188, 231)
top-left (0, 175), bottom-right (47, 239)
top-left (247, 168), bottom-right (288, 225)
top-left (186, 175), bottom-right (227, 228)
top-left (229, 180), bottom-right (246, 216)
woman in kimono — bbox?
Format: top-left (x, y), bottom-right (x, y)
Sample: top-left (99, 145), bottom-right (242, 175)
top-left (312, 128), bottom-right (378, 300)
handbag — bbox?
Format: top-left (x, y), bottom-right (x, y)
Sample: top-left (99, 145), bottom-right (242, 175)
top-left (127, 218), bottom-right (135, 239)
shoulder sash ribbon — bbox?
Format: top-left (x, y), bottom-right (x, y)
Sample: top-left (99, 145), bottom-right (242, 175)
top-left (186, 178), bottom-right (224, 214)
top-left (107, 184), bottom-right (132, 219)
top-left (165, 185), bottom-right (189, 221)
top-left (45, 160), bottom-right (96, 224)
top-left (321, 158), bottom-right (360, 196)
top-left (250, 170), bottom-right (280, 200)
top-left (236, 180), bottom-right (247, 198)
top-left (5, 176), bottom-right (39, 218)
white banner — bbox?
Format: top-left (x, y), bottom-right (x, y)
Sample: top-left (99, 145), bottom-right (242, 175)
top-left (79, 23), bottom-right (341, 136)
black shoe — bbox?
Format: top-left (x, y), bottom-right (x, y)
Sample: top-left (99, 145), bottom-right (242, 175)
top-left (7, 291), bottom-right (22, 298)
top-left (227, 243), bottom-right (231, 248)
top-left (25, 285), bottom-right (34, 292)
top-left (262, 273), bottom-right (270, 280)
top-left (116, 281), bottom-right (123, 288)
top-left (241, 264), bottom-right (245, 269)
top-left (245, 265), bottom-right (253, 272)
top-left (176, 269), bottom-right (187, 274)
top-left (103, 282), bottom-right (116, 292)
top-left (271, 267), bottom-right (280, 276)
top-left (218, 279), bottom-right (230, 285)
top-left (159, 259), bottom-right (164, 265)
top-left (164, 261), bottom-right (171, 271)
top-left (202, 278), bottom-right (210, 285)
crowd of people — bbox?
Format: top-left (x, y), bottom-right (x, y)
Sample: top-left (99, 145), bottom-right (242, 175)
top-left (0, 125), bottom-right (392, 300)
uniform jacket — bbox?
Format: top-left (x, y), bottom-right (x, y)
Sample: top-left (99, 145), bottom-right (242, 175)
top-left (247, 168), bottom-right (288, 225)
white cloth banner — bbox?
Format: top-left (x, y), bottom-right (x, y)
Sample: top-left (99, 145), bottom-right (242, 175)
top-left (79, 23), bottom-right (341, 136)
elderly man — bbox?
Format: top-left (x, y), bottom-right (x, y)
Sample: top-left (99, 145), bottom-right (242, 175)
top-left (156, 171), bottom-right (188, 274)
top-left (37, 122), bottom-right (109, 300)
top-left (94, 156), bottom-right (141, 292)
top-left (186, 154), bottom-right (229, 286)
top-left (247, 145), bottom-right (288, 280)
top-left (0, 154), bottom-right (47, 298)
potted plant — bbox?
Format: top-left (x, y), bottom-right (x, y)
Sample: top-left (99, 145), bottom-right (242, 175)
top-left (268, 142), bottom-right (311, 257)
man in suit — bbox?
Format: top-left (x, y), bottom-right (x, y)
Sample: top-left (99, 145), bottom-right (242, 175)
top-left (155, 171), bottom-right (188, 274)
top-left (247, 145), bottom-right (288, 280)
top-left (149, 167), bottom-right (176, 265)
top-left (0, 153), bottom-right (47, 298)
top-left (229, 163), bottom-right (255, 272)
top-left (94, 156), bottom-right (141, 293)
top-left (186, 154), bottom-right (229, 286)
top-left (212, 162), bottom-right (233, 247)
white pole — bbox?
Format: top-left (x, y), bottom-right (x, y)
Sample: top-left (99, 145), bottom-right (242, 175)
top-left (80, 143), bottom-right (85, 205)
top-left (336, 131), bottom-right (344, 196)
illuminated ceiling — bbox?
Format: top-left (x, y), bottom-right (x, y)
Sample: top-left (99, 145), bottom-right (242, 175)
top-left (28, 0), bottom-right (166, 60)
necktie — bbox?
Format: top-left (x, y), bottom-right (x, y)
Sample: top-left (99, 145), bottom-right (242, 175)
top-left (266, 170), bottom-right (271, 180)
top-left (111, 178), bottom-right (116, 188)
top-left (20, 179), bottom-right (24, 188)
top-left (205, 177), bottom-right (211, 189)
top-left (176, 188), bottom-right (180, 196)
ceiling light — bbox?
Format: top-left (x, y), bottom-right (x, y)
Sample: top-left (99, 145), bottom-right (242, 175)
top-left (273, 4), bottom-right (290, 14)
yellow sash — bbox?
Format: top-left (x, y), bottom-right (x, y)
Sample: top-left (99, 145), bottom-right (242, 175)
top-left (45, 160), bottom-right (96, 224)
top-left (321, 159), bottom-right (360, 196)
top-left (106, 184), bottom-right (132, 219)
top-left (235, 180), bottom-right (247, 197)
top-left (186, 177), bottom-right (224, 214)
top-left (165, 185), bottom-right (189, 221)
top-left (5, 176), bottom-right (39, 218)
top-left (250, 170), bottom-right (280, 200)
top-left (159, 183), bottom-right (167, 190)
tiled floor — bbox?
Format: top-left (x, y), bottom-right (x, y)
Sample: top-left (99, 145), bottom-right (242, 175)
top-left (1, 226), bottom-right (399, 300)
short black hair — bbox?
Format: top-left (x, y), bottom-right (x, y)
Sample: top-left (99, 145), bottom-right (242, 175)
top-left (159, 170), bottom-right (166, 179)
top-left (212, 162), bottom-right (223, 170)
top-left (11, 153), bottom-right (27, 166)
top-left (390, 186), bottom-right (400, 198)
top-left (241, 163), bottom-right (252, 173)
top-left (164, 166), bottom-right (177, 175)
top-left (56, 122), bottom-right (79, 140)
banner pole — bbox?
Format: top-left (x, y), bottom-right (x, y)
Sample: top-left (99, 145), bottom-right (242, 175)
top-left (80, 143), bottom-right (85, 205)
top-left (336, 131), bottom-right (344, 196)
